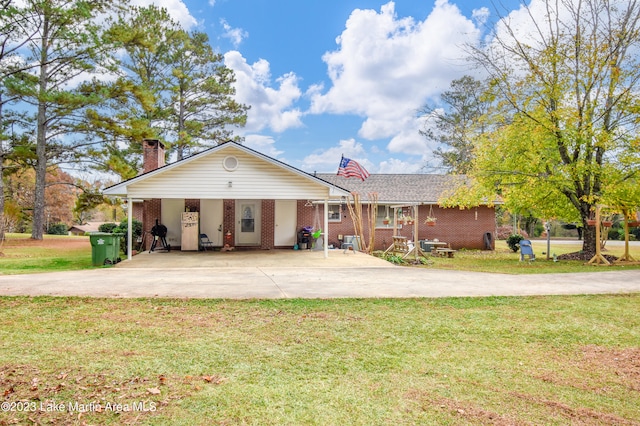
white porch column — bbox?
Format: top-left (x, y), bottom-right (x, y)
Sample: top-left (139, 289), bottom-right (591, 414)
top-left (324, 198), bottom-right (329, 258)
top-left (127, 197), bottom-right (133, 260)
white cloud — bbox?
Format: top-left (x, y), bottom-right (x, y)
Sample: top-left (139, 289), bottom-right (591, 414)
top-left (224, 51), bottom-right (304, 133)
top-left (301, 139), bottom-right (371, 173)
top-left (377, 158), bottom-right (422, 174)
top-left (472, 7), bottom-right (490, 25)
top-left (220, 19), bottom-right (248, 47)
top-left (309, 0), bottom-right (484, 156)
top-left (131, 0), bottom-right (197, 30)
top-left (243, 134), bottom-right (285, 160)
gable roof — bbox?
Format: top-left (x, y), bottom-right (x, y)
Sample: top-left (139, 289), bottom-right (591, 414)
top-left (103, 141), bottom-right (351, 199)
top-left (315, 174), bottom-right (469, 204)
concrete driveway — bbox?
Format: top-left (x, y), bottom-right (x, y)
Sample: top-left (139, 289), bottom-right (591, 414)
top-left (1, 249), bottom-right (639, 299)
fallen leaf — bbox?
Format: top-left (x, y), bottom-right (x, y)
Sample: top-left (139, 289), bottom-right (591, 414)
top-left (147, 387), bottom-right (161, 395)
top-left (3, 386), bottom-right (15, 397)
top-left (202, 375), bottom-right (226, 385)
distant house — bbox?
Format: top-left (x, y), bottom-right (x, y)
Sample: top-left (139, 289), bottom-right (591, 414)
top-left (103, 140), bottom-right (496, 259)
top-left (68, 222), bottom-right (107, 236)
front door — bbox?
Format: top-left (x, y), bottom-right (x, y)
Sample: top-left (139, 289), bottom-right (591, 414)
top-left (274, 200), bottom-right (297, 246)
top-left (236, 200), bottom-right (261, 246)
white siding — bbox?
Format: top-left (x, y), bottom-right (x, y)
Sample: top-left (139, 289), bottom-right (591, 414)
top-left (125, 147), bottom-right (332, 200)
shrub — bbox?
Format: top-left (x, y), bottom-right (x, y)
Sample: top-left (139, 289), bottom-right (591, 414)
top-left (384, 254), bottom-right (407, 265)
top-left (47, 223), bottom-right (68, 235)
top-left (608, 228), bottom-right (623, 241)
top-left (98, 223), bottom-right (118, 233)
top-left (113, 219), bottom-right (143, 254)
top-left (506, 234), bottom-right (524, 252)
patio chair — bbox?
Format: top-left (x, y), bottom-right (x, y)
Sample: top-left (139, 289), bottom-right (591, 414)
top-left (200, 233), bottom-right (215, 251)
top-left (519, 239), bottom-right (535, 261)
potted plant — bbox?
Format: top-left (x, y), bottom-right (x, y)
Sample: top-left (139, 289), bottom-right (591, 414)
top-left (425, 217), bottom-right (437, 226)
top-left (602, 220), bottom-right (613, 227)
top-left (586, 218), bottom-right (597, 226)
top-left (404, 216), bottom-right (414, 225)
top-left (628, 220), bottom-right (640, 228)
top-left (383, 216), bottom-right (390, 225)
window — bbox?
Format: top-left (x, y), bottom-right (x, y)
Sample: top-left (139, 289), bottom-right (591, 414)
top-left (376, 205), bottom-right (392, 228)
top-left (328, 204), bottom-right (342, 222)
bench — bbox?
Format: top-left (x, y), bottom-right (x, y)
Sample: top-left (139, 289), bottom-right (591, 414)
top-left (435, 248), bottom-right (456, 258)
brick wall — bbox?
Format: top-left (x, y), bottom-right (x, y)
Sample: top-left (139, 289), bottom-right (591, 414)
top-left (261, 200), bottom-right (275, 249)
top-left (295, 202), bottom-right (496, 251)
top-left (133, 202), bottom-right (143, 223)
top-left (142, 199), bottom-right (162, 250)
top-left (185, 199), bottom-right (200, 213)
top-left (223, 199), bottom-right (235, 246)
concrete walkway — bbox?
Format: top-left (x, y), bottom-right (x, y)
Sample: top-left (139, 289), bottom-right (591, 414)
top-left (1, 249), bottom-right (639, 299)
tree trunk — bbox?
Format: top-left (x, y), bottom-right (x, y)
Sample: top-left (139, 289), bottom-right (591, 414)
top-left (32, 96), bottom-right (48, 240)
top-left (31, 19), bottom-right (50, 240)
top-left (0, 94), bottom-right (5, 242)
top-left (582, 218), bottom-right (597, 255)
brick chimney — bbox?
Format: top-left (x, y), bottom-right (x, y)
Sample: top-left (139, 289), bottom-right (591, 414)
top-left (143, 139), bottom-right (165, 173)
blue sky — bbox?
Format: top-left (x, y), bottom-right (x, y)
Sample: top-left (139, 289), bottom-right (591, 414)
top-left (135, 0), bottom-right (526, 174)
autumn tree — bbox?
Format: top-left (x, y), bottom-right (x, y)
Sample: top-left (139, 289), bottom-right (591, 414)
top-left (4, 0), bottom-right (124, 239)
top-left (457, 0), bottom-right (640, 255)
top-left (420, 75), bottom-right (489, 174)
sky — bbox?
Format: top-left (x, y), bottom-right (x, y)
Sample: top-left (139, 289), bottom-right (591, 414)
top-left (132, 0), bottom-right (526, 175)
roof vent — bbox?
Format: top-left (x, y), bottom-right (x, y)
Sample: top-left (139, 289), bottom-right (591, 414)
top-left (223, 156), bottom-right (238, 171)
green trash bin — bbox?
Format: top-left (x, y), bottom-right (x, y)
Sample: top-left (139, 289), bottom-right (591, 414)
top-left (89, 233), bottom-right (123, 266)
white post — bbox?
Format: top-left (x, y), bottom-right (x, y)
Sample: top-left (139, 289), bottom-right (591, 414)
top-left (127, 197), bottom-right (133, 260)
top-left (324, 198), bottom-right (329, 258)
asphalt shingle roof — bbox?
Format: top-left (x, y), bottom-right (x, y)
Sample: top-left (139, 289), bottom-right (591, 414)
top-left (315, 174), bottom-right (468, 203)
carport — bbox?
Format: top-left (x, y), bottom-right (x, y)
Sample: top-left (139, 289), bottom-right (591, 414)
top-left (103, 141), bottom-right (351, 261)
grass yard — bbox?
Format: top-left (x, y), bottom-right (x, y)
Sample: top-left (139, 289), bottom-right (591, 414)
top-left (0, 234), bottom-right (94, 275)
top-left (0, 296), bottom-right (638, 425)
top-left (2, 233), bottom-right (640, 275)
top-left (389, 240), bottom-right (640, 274)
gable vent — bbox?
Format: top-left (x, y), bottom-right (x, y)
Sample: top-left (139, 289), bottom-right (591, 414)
top-left (223, 156), bottom-right (239, 171)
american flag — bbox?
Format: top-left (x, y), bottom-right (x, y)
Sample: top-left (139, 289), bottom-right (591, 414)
top-left (337, 156), bottom-right (370, 181)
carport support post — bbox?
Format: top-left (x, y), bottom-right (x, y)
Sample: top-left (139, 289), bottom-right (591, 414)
top-left (127, 197), bottom-right (133, 260)
top-left (324, 198), bottom-right (329, 258)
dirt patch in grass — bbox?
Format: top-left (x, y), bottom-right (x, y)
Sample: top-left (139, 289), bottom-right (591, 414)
top-left (581, 345), bottom-right (640, 392)
top-left (2, 237), bottom-right (89, 251)
top-left (405, 389), bottom-right (526, 425)
top-left (556, 251), bottom-right (618, 262)
top-left (403, 344), bottom-right (640, 425)
top-left (510, 392), bottom-right (639, 425)
top-left (0, 364), bottom-right (225, 425)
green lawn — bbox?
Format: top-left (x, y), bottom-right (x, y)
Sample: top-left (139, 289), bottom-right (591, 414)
top-left (2, 233), bottom-right (640, 275)
top-left (0, 296), bottom-right (638, 425)
top-left (0, 234), bottom-right (96, 275)
top-left (413, 240), bottom-right (640, 274)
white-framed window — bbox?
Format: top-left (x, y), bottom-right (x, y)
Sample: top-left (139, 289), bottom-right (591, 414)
top-left (376, 205), bottom-right (392, 228)
top-left (328, 204), bottom-right (342, 222)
